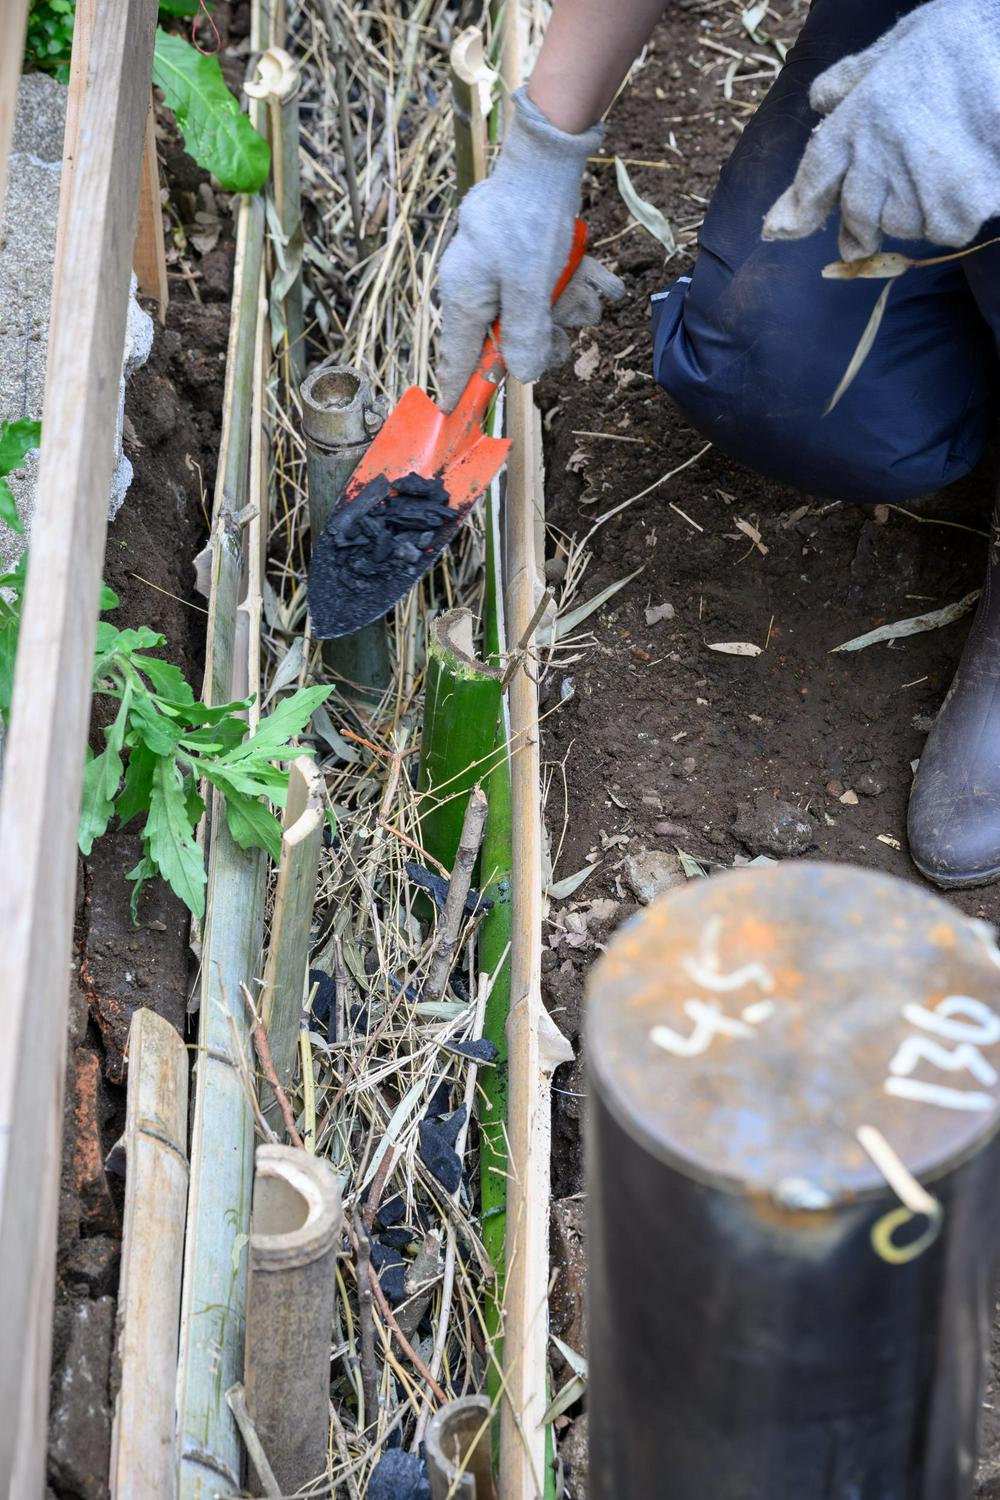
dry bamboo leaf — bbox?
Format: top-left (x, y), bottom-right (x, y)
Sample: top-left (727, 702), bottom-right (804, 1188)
top-left (676, 848), bottom-right (707, 879)
top-left (542, 1375), bottom-right (586, 1426)
top-left (830, 590), bottom-right (981, 653)
top-left (547, 863), bottom-right (599, 901)
top-left (877, 834), bottom-right (902, 850)
top-left (614, 156), bottom-right (676, 255)
top-left (825, 282), bottom-right (893, 414)
top-left (733, 517), bottom-right (768, 555)
top-left (706, 641), bottom-right (762, 656)
top-left (822, 252), bottom-right (914, 281)
top-left (542, 565), bottom-right (645, 644)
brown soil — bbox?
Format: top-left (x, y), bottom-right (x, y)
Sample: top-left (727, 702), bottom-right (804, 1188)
top-left (46, 9), bottom-right (243, 1486)
top-left (539, 4), bottom-right (1000, 1495)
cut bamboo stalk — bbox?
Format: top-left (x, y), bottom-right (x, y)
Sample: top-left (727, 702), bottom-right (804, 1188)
top-left (246, 48), bottom-right (305, 384)
top-left (0, 3), bottom-right (158, 1490)
top-left (427, 1395), bottom-right (495, 1500)
top-left (498, 18), bottom-right (574, 1495)
top-left (300, 360), bottom-right (391, 705)
top-left (244, 1145), bottom-right (343, 1495)
top-left (259, 757), bottom-right (324, 1129)
top-left (418, 609), bottom-right (503, 876)
top-left (110, 1010), bottom-right (189, 1500)
top-left (176, 189), bottom-right (269, 1500)
top-left (133, 96), bottom-right (169, 320)
top-left (449, 27), bottom-right (496, 201)
top-left (0, 0), bottom-right (30, 226)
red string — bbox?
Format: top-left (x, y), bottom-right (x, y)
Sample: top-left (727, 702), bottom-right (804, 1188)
top-left (191, 0), bottom-right (221, 56)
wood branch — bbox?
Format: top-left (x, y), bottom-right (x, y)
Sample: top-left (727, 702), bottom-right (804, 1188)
top-left (423, 786), bottom-right (489, 1003)
top-left (0, 1), bottom-right (30, 226)
top-left (133, 97), bottom-right (169, 320)
top-left (242, 984), bottom-right (304, 1149)
top-left (0, 3), bottom-right (158, 1489)
top-left (352, 1213), bottom-right (380, 1432)
top-left (110, 1010), bottom-right (189, 1500)
top-left (259, 757), bottom-right (324, 1130)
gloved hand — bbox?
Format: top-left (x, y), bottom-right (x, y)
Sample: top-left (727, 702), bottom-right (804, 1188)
top-left (762, 0), bottom-right (1000, 261)
top-left (437, 88), bottom-right (624, 409)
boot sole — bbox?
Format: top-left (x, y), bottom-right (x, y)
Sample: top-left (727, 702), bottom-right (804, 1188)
top-left (911, 855), bottom-right (1000, 891)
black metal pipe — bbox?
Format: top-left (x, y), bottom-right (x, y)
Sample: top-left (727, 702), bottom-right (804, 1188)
top-left (586, 862), bottom-right (1000, 1499)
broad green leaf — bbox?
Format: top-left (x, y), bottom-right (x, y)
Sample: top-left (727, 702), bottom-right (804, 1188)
top-left (79, 688), bottom-right (132, 854)
top-left (133, 652), bottom-right (195, 703)
top-left (116, 742), bottom-right (157, 828)
top-left (128, 695), bottom-right (182, 755)
top-left (152, 29), bottom-right (271, 193)
top-left (0, 479), bottom-right (23, 535)
top-left (99, 584), bottom-right (119, 611)
top-left (0, 419), bottom-right (41, 477)
top-left (217, 685), bottom-right (331, 764)
top-left (145, 756), bottom-right (206, 917)
top-left (224, 792), bottom-right (283, 862)
top-left (203, 759), bottom-right (288, 804)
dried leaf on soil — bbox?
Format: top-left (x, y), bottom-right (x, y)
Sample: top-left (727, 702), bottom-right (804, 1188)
top-left (706, 640), bottom-right (762, 656)
top-left (830, 591), bottom-right (981, 652)
top-left (573, 342), bottom-right (600, 381)
top-left (614, 156), bottom-right (676, 255)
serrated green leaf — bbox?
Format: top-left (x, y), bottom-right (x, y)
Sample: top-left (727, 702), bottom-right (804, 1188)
top-left (0, 419), bottom-right (41, 478)
top-left (132, 652), bottom-right (195, 703)
top-left (216, 685), bottom-right (331, 765)
top-left (145, 756), bottom-right (206, 917)
top-left (78, 689), bottom-right (132, 856)
top-left (152, 29), bottom-right (270, 193)
top-left (116, 742), bottom-right (156, 828)
top-left (128, 694), bottom-right (182, 755)
top-left (126, 851), bottom-right (157, 925)
top-left (224, 792), bottom-right (283, 862)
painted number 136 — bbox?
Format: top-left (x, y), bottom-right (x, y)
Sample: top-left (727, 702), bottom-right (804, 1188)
top-left (885, 996), bottom-right (1000, 1113)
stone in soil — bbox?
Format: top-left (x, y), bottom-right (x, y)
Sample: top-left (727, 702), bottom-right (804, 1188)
top-left (732, 794), bottom-right (816, 858)
top-left (48, 1296), bottom-right (115, 1500)
top-left (559, 1411), bottom-right (589, 1500)
top-left (70, 1048), bottom-right (119, 1236)
top-left (624, 847), bottom-right (686, 904)
top-left (550, 1197), bottom-right (587, 1367)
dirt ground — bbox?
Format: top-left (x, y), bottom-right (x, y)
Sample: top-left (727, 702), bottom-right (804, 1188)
top-left (538, 2), bottom-right (1000, 1493)
top-left (47, 11), bottom-right (242, 1491)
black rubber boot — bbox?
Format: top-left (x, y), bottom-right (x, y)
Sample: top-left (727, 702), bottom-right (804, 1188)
top-left (908, 507), bottom-right (1000, 887)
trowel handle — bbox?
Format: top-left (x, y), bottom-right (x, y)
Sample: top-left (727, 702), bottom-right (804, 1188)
top-left (448, 218), bottom-right (589, 438)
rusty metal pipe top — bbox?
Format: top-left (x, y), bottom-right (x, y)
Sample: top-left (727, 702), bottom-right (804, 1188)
top-left (587, 861), bottom-right (1000, 1209)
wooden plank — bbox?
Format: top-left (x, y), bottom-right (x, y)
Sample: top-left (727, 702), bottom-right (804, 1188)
top-left (110, 1010), bottom-right (189, 1500)
top-left (0, 0), bottom-right (30, 226)
top-left (0, 1), bottom-right (158, 1490)
top-left (133, 98), bottom-right (169, 320)
top-left (49, 0), bottom-right (95, 325)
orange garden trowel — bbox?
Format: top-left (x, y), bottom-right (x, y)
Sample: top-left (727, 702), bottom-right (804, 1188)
top-left (308, 218), bottom-right (589, 638)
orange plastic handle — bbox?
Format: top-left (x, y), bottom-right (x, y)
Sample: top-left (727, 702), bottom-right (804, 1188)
top-left (446, 217), bottom-right (589, 442)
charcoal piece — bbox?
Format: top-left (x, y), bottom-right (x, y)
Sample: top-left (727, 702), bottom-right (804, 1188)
top-left (371, 1241), bottom-right (405, 1274)
top-left (368, 1449), bottom-right (431, 1500)
top-left (380, 1260), bottom-right (409, 1306)
top-left (373, 532), bottom-right (394, 563)
top-left (379, 1226), bottom-right (417, 1251)
top-left (415, 530), bottom-right (435, 548)
top-left (349, 1003), bottom-right (370, 1033)
top-left (447, 1038), bottom-right (500, 1065)
top-left (376, 1194), bottom-right (406, 1228)
top-left (424, 1080), bottom-right (452, 1120)
top-left (308, 969), bottom-right (336, 1036)
top-left (449, 973), bottom-right (470, 1003)
top-left (392, 471), bottom-right (440, 497)
top-left (418, 1117), bottom-right (464, 1193)
top-left (388, 974), bottom-right (421, 1002)
top-left (392, 540), bottom-right (422, 565)
top-left (404, 860), bottom-right (494, 917)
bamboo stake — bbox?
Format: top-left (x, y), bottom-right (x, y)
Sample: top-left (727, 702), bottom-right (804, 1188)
top-left (246, 48), bottom-right (305, 384)
top-left (0, 0), bottom-right (29, 227)
top-left (110, 1010), bottom-right (189, 1500)
top-left (133, 96), bottom-right (169, 319)
top-left (176, 192), bottom-right (269, 1500)
top-left (0, 4), bottom-right (157, 1490)
top-left (418, 610), bottom-right (503, 878)
top-left (499, 13), bottom-right (573, 1495)
top-left (259, 757), bottom-right (325, 1129)
top-left (449, 28), bottom-right (496, 201)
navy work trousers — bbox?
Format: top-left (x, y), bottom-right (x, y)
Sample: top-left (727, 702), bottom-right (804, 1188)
top-left (652, 0), bottom-right (1000, 506)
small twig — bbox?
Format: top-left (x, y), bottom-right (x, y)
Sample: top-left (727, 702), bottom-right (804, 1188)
top-left (320, 0), bottom-right (368, 252)
top-left (371, 1271), bottom-right (448, 1404)
top-left (241, 982), bottom-right (304, 1149)
top-left (225, 1384), bottom-right (282, 1499)
top-left (329, 1400), bottom-right (363, 1500)
top-left (500, 590), bottom-right (553, 689)
top-left (352, 1212), bottom-right (380, 1433)
top-left (423, 787), bottom-right (489, 1003)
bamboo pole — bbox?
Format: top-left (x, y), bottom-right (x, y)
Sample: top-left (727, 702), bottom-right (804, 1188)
top-left (0, 0), bottom-right (29, 227)
top-left (498, 12), bottom-right (573, 1495)
top-left (259, 757), bottom-right (324, 1129)
top-left (110, 1010), bottom-right (189, 1500)
top-left (449, 28), bottom-right (496, 201)
top-left (418, 610), bottom-right (503, 876)
top-left (246, 48), bottom-right (305, 385)
top-left (175, 194), bottom-right (269, 1500)
top-left (0, 4), bottom-right (157, 1490)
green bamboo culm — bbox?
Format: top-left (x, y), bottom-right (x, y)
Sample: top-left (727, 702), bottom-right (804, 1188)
top-left (417, 609), bottom-right (504, 875)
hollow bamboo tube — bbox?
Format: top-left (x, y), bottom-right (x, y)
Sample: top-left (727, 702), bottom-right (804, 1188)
top-left (301, 360), bottom-right (391, 704)
top-left (427, 1395), bottom-right (495, 1500)
top-left (176, 191), bottom-right (268, 1500)
top-left (449, 28), bottom-right (495, 201)
top-left (259, 757), bottom-right (324, 1130)
top-left (244, 1145), bottom-right (343, 1494)
top-left (588, 863), bottom-right (1000, 1499)
top-left (418, 609), bottom-right (503, 877)
top-left (110, 1009), bottom-right (188, 1500)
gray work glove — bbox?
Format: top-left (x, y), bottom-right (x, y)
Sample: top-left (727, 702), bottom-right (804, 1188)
top-left (762, 0), bottom-right (1000, 261)
top-left (437, 88), bottom-right (624, 409)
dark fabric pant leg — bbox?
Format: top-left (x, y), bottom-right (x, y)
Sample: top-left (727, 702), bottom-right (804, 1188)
top-left (651, 0), bottom-right (1000, 506)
